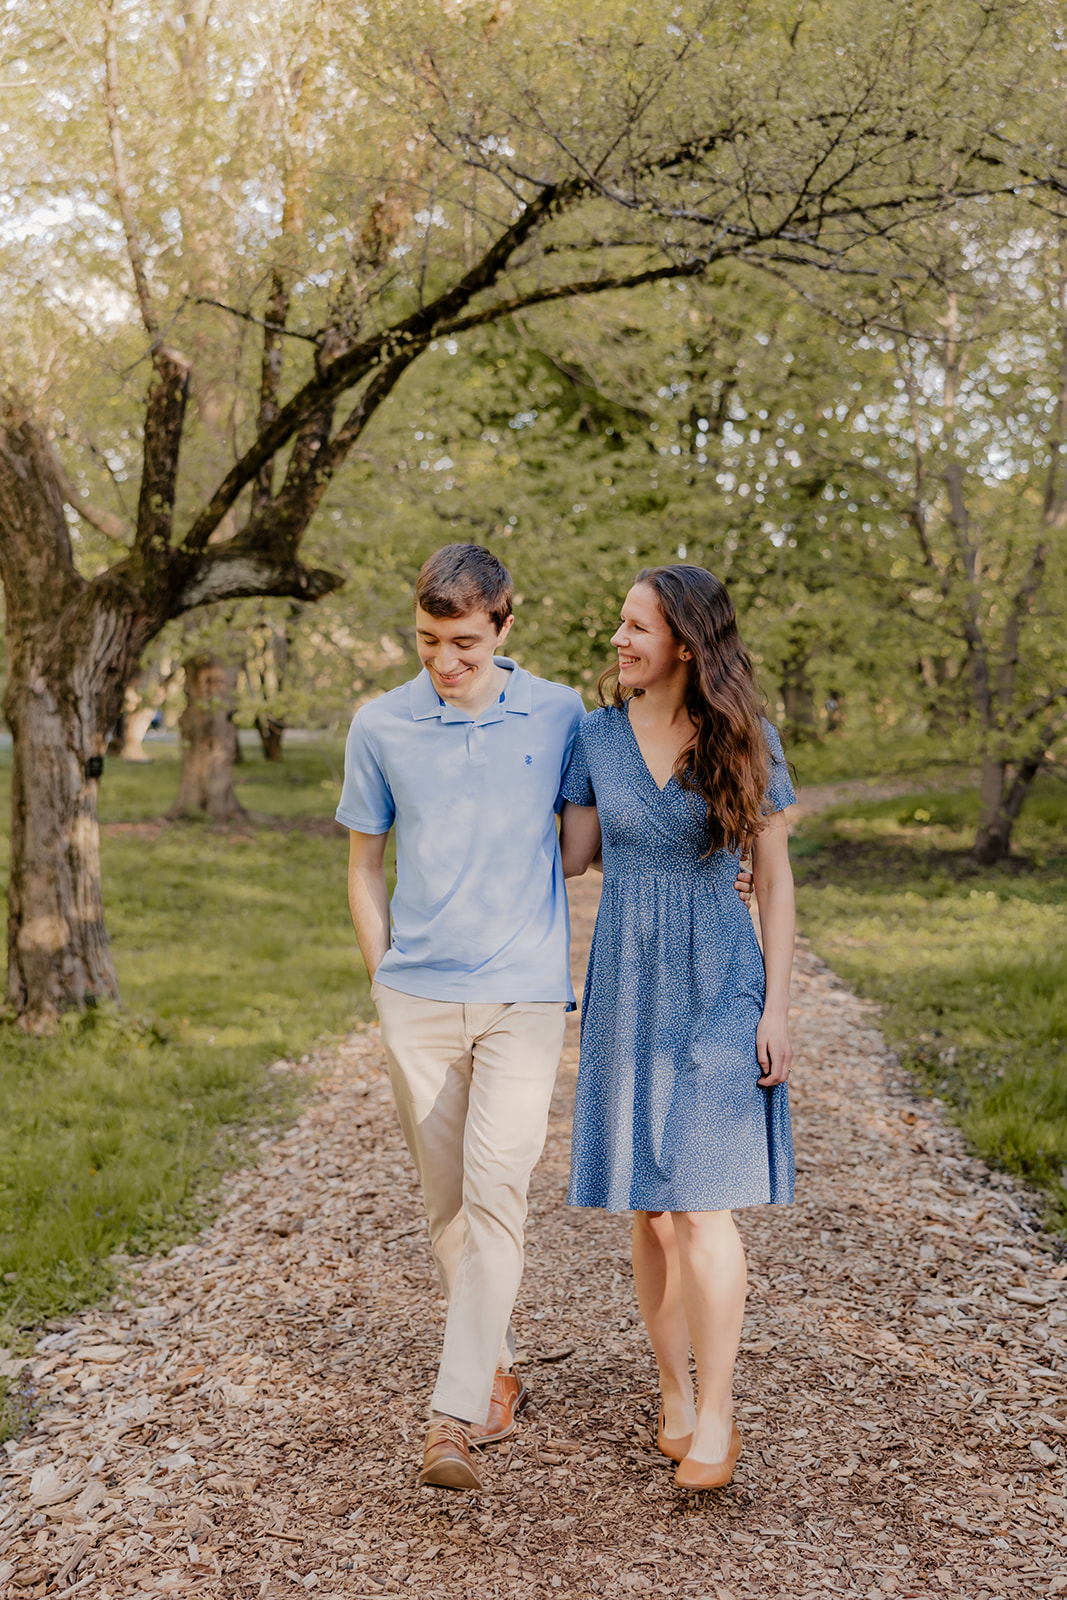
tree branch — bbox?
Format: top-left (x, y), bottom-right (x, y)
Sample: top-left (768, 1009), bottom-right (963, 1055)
top-left (197, 296), bottom-right (322, 346)
top-left (172, 550), bottom-right (343, 614)
top-left (98, 0), bottom-right (159, 346)
top-left (0, 412), bottom-right (84, 619)
top-left (134, 347), bottom-right (192, 565)
top-left (251, 23), bottom-right (330, 520)
top-left (180, 170), bottom-right (589, 553)
top-left (1015, 685), bottom-right (1067, 727)
top-left (240, 351), bottom-right (418, 562)
top-left (175, 110), bottom-right (1067, 565)
top-left (997, 540), bottom-right (1049, 711)
top-left (51, 452), bottom-right (132, 547)
top-left (1042, 248), bottom-right (1067, 528)
top-left (433, 252), bottom-right (720, 342)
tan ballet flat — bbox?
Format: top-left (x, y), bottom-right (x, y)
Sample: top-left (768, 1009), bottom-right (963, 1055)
top-left (674, 1422), bottom-right (742, 1490)
top-left (656, 1404), bottom-right (693, 1464)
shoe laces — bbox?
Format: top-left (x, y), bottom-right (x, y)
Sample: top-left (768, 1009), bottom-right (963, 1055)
top-left (427, 1417), bottom-right (471, 1451)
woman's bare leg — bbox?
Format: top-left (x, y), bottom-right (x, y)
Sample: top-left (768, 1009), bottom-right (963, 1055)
top-left (631, 1209), bottom-right (696, 1438)
top-left (671, 1209), bottom-right (747, 1464)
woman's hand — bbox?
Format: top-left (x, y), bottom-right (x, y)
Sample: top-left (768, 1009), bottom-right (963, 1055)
top-left (756, 1009), bottom-right (792, 1087)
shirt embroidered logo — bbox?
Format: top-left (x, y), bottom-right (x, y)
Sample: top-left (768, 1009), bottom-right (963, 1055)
top-left (525, 755), bottom-right (533, 765)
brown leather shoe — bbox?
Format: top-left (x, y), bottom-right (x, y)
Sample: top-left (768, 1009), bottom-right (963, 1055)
top-left (469, 1367), bottom-right (527, 1447)
top-left (656, 1403), bottom-right (693, 1464)
top-left (419, 1418), bottom-right (483, 1491)
top-left (675, 1422), bottom-right (743, 1491)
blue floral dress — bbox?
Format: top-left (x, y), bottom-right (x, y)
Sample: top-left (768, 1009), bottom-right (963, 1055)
top-left (561, 706), bottom-right (796, 1213)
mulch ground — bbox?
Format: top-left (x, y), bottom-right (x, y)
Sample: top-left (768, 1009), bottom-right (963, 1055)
top-left (3, 874), bottom-right (1067, 1598)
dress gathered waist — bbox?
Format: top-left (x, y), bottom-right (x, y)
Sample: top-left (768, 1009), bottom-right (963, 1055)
top-left (602, 859), bottom-right (740, 884)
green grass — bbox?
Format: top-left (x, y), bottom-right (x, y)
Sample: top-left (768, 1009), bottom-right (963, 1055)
top-left (792, 775), bottom-right (1067, 1231)
top-left (779, 722), bottom-right (971, 788)
top-left (0, 740), bottom-right (371, 1367)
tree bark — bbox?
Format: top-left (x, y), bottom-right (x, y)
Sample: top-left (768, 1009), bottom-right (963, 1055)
top-left (172, 655), bottom-right (246, 820)
top-left (0, 415), bottom-right (149, 1028)
top-left (5, 671), bottom-right (119, 1029)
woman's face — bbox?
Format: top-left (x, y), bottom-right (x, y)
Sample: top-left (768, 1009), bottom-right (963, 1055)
top-left (610, 583), bottom-right (689, 692)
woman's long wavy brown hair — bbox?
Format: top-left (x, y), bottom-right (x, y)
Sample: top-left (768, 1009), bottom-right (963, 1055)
top-left (598, 565), bottom-right (768, 854)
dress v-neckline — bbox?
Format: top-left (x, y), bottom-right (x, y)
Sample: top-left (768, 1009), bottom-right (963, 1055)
top-left (622, 702), bottom-right (679, 795)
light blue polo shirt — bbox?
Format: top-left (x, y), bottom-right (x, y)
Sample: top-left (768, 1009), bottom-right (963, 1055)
top-left (336, 659), bottom-right (584, 1005)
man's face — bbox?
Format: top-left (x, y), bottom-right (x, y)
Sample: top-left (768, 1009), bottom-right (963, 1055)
top-left (415, 605), bottom-right (514, 706)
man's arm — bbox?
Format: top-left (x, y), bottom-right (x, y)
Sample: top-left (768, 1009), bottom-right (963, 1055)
top-left (347, 829), bottom-right (391, 979)
top-left (559, 801), bottom-right (602, 878)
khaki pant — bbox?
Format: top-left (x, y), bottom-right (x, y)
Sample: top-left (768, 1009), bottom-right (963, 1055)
top-left (371, 983), bottom-right (567, 1426)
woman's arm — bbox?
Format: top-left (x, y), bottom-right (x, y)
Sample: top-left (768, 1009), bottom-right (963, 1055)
top-left (559, 801), bottom-right (602, 878)
top-left (751, 811), bottom-right (795, 1087)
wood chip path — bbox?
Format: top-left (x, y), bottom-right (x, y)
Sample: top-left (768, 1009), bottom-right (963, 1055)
top-left (3, 874), bottom-right (1067, 1599)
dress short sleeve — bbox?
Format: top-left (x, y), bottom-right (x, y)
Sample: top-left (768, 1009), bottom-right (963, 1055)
top-left (762, 719), bottom-right (796, 816)
top-left (560, 714), bottom-right (596, 806)
top-left (335, 713), bottom-right (395, 834)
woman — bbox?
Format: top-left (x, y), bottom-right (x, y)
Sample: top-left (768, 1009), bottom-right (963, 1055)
top-left (559, 565), bottom-right (796, 1491)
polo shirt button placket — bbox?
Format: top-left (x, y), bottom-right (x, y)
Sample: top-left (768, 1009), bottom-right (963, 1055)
top-left (467, 722), bottom-right (487, 766)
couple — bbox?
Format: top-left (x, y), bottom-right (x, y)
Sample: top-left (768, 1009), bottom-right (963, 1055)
top-left (337, 543), bottom-right (796, 1494)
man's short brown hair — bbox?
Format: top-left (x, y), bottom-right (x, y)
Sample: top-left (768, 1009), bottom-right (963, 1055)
top-left (415, 543), bottom-right (514, 633)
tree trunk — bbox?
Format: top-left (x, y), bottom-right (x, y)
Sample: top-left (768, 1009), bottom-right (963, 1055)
top-left (1, 409), bottom-right (338, 1024)
top-left (0, 415), bottom-right (154, 1028)
top-left (4, 670), bottom-right (119, 1029)
top-left (172, 654), bottom-right (246, 819)
top-left (113, 668), bottom-right (168, 761)
top-left (781, 639), bottom-right (818, 744)
top-left (255, 713), bottom-right (285, 761)
top-left (972, 749), bottom-right (1043, 865)
top-left (120, 705), bottom-right (156, 762)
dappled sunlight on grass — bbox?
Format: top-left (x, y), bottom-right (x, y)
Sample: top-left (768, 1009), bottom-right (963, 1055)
top-left (793, 775), bottom-right (1067, 1230)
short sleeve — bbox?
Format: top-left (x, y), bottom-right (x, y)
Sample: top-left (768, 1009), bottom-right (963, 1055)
top-left (560, 716), bottom-right (595, 807)
top-left (335, 712), bottom-right (395, 834)
top-left (762, 719), bottom-right (796, 815)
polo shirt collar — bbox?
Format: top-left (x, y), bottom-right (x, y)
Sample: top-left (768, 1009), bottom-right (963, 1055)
top-left (408, 657), bottom-right (532, 724)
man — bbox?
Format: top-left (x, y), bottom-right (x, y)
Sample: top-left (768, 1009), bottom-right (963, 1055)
top-left (337, 543), bottom-right (583, 1490)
